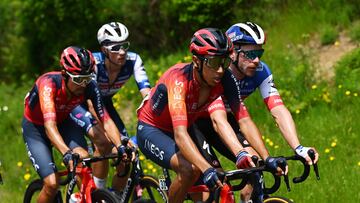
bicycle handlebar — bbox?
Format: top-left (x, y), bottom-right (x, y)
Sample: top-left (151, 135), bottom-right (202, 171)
top-left (216, 162), bottom-right (283, 194)
top-left (282, 149), bottom-right (320, 183)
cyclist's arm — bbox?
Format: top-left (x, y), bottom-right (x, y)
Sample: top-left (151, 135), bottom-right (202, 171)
top-left (44, 120), bottom-right (70, 154)
top-left (133, 54), bottom-right (151, 98)
top-left (139, 88), bottom-right (151, 98)
top-left (238, 116), bottom-right (269, 160)
top-left (270, 105), bottom-right (300, 149)
top-left (174, 125), bottom-right (212, 172)
top-left (38, 81), bottom-right (69, 154)
top-left (210, 109), bottom-right (244, 156)
top-left (86, 99), bottom-right (122, 148)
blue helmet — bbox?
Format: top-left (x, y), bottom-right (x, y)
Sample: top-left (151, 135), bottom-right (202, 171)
top-left (226, 22), bottom-right (266, 45)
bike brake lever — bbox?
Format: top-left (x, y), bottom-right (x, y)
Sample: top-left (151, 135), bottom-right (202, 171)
top-left (308, 149), bottom-right (320, 180)
top-left (278, 159), bottom-right (290, 192)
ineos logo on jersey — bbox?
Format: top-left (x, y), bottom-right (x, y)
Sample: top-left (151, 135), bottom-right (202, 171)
top-left (173, 80), bottom-right (184, 100)
top-left (144, 139), bottom-right (164, 160)
top-left (42, 86), bottom-right (54, 109)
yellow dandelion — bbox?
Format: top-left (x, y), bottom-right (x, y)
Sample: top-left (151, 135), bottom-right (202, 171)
top-left (322, 93), bottom-right (331, 103)
top-left (262, 136), bottom-right (265, 140)
top-left (354, 93), bottom-right (358, 97)
top-left (139, 155), bottom-right (145, 161)
top-left (61, 162), bottom-right (65, 167)
top-left (329, 156), bottom-right (335, 161)
top-left (130, 90), bottom-right (135, 94)
top-left (147, 164), bottom-right (154, 170)
top-left (295, 109), bottom-right (301, 114)
top-left (274, 145), bottom-right (279, 149)
top-left (144, 169), bottom-right (148, 173)
top-left (17, 161), bottom-right (23, 167)
top-left (358, 162), bottom-right (360, 166)
top-left (269, 141), bottom-right (274, 147)
top-left (338, 85), bottom-right (342, 89)
top-left (331, 142), bottom-right (337, 147)
top-left (311, 85), bottom-right (317, 90)
top-left (345, 90), bottom-right (351, 96)
top-left (334, 41), bottom-right (340, 46)
top-left (24, 173), bottom-right (31, 181)
top-left (324, 148), bottom-right (330, 153)
top-left (265, 138), bottom-right (270, 143)
top-left (152, 168), bottom-right (157, 173)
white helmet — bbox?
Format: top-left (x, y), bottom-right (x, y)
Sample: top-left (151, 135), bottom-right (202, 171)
top-left (97, 22), bottom-right (129, 45)
top-left (226, 22), bottom-right (265, 45)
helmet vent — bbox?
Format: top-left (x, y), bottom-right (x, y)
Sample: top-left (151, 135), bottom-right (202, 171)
top-left (69, 55), bottom-right (80, 69)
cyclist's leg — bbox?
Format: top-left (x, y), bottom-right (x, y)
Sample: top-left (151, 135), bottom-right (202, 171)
top-left (22, 117), bottom-right (59, 202)
top-left (69, 105), bottom-right (112, 188)
top-left (137, 121), bottom-right (201, 203)
top-left (188, 122), bottom-right (222, 201)
top-left (101, 98), bottom-right (132, 191)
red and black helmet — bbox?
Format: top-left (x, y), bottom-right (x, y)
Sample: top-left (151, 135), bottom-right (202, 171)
top-left (189, 28), bottom-right (233, 56)
top-left (60, 46), bottom-right (95, 75)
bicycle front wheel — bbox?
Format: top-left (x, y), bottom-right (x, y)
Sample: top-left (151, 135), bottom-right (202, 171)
top-left (91, 188), bottom-right (118, 203)
top-left (132, 175), bottom-right (169, 203)
top-left (23, 179), bottom-right (62, 203)
top-left (263, 196), bottom-right (294, 203)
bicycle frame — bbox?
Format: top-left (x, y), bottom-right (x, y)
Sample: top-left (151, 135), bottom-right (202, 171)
top-left (65, 164), bottom-right (97, 203)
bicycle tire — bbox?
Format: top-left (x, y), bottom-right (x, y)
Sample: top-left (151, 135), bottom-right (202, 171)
top-left (263, 196), bottom-right (294, 203)
top-left (91, 188), bottom-right (119, 203)
top-left (23, 179), bottom-right (62, 203)
top-left (132, 175), bottom-right (169, 203)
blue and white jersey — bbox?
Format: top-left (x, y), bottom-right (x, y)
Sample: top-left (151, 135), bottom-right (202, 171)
top-left (92, 52), bottom-right (151, 97)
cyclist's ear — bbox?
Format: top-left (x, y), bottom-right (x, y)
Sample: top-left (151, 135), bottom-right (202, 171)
top-left (192, 55), bottom-right (201, 69)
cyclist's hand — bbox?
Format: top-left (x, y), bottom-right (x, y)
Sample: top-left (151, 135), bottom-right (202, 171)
top-left (203, 167), bottom-right (223, 190)
top-left (117, 144), bottom-right (127, 161)
top-left (295, 145), bottom-right (319, 165)
top-left (235, 150), bottom-right (256, 169)
top-left (63, 150), bottom-right (79, 172)
top-left (265, 156), bottom-right (288, 176)
top-left (127, 139), bottom-right (137, 162)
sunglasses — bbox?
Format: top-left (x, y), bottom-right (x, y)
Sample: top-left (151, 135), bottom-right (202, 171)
top-left (198, 56), bottom-right (232, 70)
top-left (66, 72), bottom-right (93, 86)
top-left (105, 41), bottom-right (130, 53)
top-left (238, 49), bottom-right (264, 60)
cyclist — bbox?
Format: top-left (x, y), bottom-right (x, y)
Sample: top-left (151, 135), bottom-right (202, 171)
top-left (70, 22), bottom-right (151, 191)
top-left (136, 28), bottom-right (282, 203)
top-left (226, 21), bottom-right (319, 165)
top-left (22, 46), bottom-right (126, 203)
top-left (193, 22), bottom-right (319, 202)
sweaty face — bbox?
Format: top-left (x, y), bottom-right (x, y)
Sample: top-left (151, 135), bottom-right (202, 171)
top-left (236, 44), bottom-right (263, 77)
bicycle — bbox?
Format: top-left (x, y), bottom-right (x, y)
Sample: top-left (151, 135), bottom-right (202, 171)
top-left (23, 153), bottom-right (119, 203)
top-left (24, 137), bottom-right (168, 203)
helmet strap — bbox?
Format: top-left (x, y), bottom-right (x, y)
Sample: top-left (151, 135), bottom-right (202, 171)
top-left (64, 76), bottom-right (77, 98)
top-left (197, 60), bottom-right (211, 87)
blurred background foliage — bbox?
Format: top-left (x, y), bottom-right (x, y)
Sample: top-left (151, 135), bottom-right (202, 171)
top-left (2, 0), bottom-right (359, 83)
